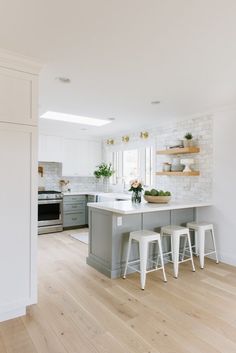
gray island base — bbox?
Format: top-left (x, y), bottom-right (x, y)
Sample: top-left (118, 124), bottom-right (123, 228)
top-left (86, 201), bottom-right (211, 279)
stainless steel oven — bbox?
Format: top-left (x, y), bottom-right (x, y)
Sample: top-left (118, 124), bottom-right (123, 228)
top-left (38, 191), bottom-right (63, 234)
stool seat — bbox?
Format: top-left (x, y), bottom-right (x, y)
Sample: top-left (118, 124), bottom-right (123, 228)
top-left (161, 225), bottom-right (195, 278)
top-left (161, 225), bottom-right (189, 235)
top-left (187, 222), bottom-right (213, 230)
top-left (130, 229), bottom-right (161, 242)
top-left (123, 229), bottom-right (167, 289)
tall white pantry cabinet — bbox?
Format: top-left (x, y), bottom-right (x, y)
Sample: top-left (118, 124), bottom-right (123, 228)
top-left (0, 50), bottom-right (42, 322)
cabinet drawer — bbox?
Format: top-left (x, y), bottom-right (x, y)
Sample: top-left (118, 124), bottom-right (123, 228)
top-left (63, 195), bottom-right (86, 204)
top-left (63, 203), bottom-right (85, 213)
top-left (63, 213), bottom-right (86, 227)
top-left (87, 195), bottom-right (97, 202)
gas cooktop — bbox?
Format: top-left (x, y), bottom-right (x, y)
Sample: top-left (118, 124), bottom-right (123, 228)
top-left (38, 190), bottom-right (62, 200)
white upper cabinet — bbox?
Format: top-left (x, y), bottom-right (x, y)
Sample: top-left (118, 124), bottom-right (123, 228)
top-left (38, 134), bottom-right (63, 162)
top-left (0, 67), bottom-right (38, 126)
top-left (62, 138), bottom-right (102, 177)
top-left (88, 140), bottom-right (102, 175)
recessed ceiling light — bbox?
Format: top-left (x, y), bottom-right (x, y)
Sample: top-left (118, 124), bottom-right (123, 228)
top-left (55, 77), bottom-right (71, 83)
top-left (40, 111), bottom-right (112, 127)
top-left (151, 100), bottom-right (160, 104)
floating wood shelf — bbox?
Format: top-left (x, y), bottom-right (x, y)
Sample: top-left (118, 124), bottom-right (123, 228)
top-left (156, 171), bottom-right (200, 176)
top-left (156, 147), bottom-right (200, 155)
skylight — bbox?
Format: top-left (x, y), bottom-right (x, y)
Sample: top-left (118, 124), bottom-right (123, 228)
top-left (40, 111), bottom-right (112, 127)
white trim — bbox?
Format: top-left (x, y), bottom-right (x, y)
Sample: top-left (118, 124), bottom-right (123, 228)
top-left (0, 48), bottom-right (43, 74)
top-left (30, 128), bottom-right (38, 304)
top-left (218, 253), bottom-right (236, 267)
top-left (0, 306), bottom-right (26, 323)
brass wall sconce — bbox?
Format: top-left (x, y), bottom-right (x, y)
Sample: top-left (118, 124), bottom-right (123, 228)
top-left (38, 166), bottom-right (44, 177)
top-left (140, 131), bottom-right (149, 139)
top-left (106, 139), bottom-right (114, 145)
top-left (122, 135), bottom-right (130, 143)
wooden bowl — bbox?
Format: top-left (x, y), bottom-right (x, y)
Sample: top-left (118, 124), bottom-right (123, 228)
top-left (144, 195), bottom-right (171, 204)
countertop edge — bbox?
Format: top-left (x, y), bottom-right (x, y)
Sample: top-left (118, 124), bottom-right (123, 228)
top-left (87, 201), bottom-right (213, 214)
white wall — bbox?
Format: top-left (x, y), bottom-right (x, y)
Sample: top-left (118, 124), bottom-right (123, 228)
top-left (198, 109), bottom-right (236, 265)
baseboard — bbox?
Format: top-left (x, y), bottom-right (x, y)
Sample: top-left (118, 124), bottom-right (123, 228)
top-left (218, 253), bottom-right (236, 267)
top-left (0, 306), bottom-right (26, 322)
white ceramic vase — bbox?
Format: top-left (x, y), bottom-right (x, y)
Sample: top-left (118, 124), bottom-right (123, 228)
top-left (180, 158), bottom-right (194, 172)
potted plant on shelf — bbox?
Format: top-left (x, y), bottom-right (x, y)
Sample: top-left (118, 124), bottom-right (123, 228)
top-left (93, 163), bottom-right (115, 192)
top-left (183, 132), bottom-right (193, 147)
top-left (129, 180), bottom-right (143, 204)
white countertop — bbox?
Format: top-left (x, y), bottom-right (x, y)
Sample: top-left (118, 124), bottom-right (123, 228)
top-left (63, 191), bottom-right (131, 200)
top-left (87, 200), bottom-right (212, 215)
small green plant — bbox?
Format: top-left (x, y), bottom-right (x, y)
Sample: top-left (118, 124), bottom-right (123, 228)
top-left (184, 132), bottom-right (193, 140)
top-left (93, 163), bottom-right (114, 179)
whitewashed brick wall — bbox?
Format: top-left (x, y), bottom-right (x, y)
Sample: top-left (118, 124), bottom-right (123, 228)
top-left (155, 115), bottom-right (213, 202)
top-left (104, 115), bottom-right (213, 202)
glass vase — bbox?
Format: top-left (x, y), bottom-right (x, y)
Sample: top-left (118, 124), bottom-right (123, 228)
top-left (131, 191), bottom-right (142, 204)
top-left (103, 177), bottom-right (109, 193)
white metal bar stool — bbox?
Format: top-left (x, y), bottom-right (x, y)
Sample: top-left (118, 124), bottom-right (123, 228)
top-left (161, 225), bottom-right (195, 278)
top-left (123, 230), bottom-right (167, 290)
top-left (186, 222), bottom-right (219, 269)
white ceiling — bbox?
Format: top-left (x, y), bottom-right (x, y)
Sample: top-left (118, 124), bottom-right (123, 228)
top-left (1, 0), bottom-right (236, 136)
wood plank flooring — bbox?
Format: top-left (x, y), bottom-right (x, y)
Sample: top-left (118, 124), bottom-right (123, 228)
top-left (1, 230), bottom-right (236, 353)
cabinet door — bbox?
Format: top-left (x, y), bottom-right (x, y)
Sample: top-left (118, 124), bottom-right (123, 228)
top-left (0, 67), bottom-right (38, 126)
top-left (0, 123), bottom-right (37, 315)
top-left (38, 134), bottom-right (63, 162)
top-left (62, 138), bottom-right (87, 176)
top-left (62, 138), bottom-right (102, 176)
top-left (76, 140), bottom-right (89, 176)
top-left (88, 140), bottom-right (102, 175)
top-left (62, 138), bottom-right (78, 176)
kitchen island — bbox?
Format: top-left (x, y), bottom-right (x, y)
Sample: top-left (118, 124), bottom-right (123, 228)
top-left (87, 200), bottom-right (212, 278)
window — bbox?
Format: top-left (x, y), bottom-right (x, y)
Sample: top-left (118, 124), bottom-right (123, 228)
top-left (111, 151), bottom-right (119, 184)
top-left (144, 147), bottom-right (153, 186)
top-left (122, 149), bottom-right (139, 184)
top-left (109, 144), bottom-right (154, 187)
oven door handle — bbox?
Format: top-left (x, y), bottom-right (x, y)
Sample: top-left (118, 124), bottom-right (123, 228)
top-left (38, 199), bottom-right (63, 205)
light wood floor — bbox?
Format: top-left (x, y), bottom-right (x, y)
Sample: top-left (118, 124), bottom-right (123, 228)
top-left (1, 231), bottom-right (236, 353)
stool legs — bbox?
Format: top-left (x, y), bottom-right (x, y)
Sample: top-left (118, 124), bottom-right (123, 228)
top-left (157, 238), bottom-right (167, 283)
top-left (194, 231), bottom-right (199, 256)
top-left (172, 235), bottom-right (180, 278)
top-left (199, 229), bottom-right (205, 269)
top-left (139, 240), bottom-right (148, 290)
top-left (181, 236), bottom-right (188, 261)
top-left (187, 232), bottom-right (196, 272)
top-left (123, 237), bottom-right (132, 279)
top-left (210, 227), bottom-right (219, 264)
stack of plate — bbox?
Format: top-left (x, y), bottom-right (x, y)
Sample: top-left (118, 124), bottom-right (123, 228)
top-left (171, 164), bottom-right (184, 172)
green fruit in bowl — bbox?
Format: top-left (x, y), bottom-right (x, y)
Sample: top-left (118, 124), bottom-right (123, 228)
top-left (165, 191), bottom-right (171, 196)
top-left (144, 190), bottom-right (151, 195)
top-left (151, 189), bottom-right (158, 196)
top-left (159, 190), bottom-right (165, 196)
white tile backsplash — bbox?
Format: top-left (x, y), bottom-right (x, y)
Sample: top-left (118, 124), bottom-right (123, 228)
top-left (38, 161), bottom-right (98, 192)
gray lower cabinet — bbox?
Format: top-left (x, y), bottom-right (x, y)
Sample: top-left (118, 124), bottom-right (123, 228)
top-left (64, 212), bottom-right (86, 227)
top-left (63, 195), bottom-right (87, 228)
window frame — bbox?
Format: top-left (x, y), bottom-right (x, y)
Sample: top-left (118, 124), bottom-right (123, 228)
top-left (108, 142), bottom-right (155, 188)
